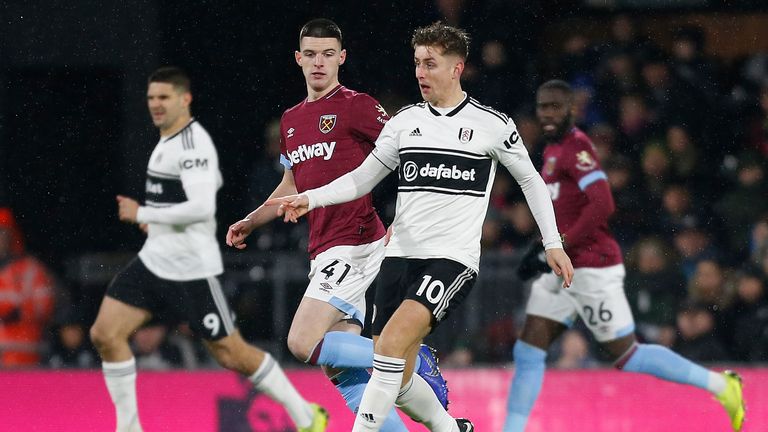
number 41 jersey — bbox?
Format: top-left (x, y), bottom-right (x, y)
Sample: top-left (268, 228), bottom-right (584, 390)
top-left (372, 95), bottom-right (560, 271)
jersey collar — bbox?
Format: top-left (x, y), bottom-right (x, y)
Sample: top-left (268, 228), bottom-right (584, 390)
top-left (427, 93), bottom-right (470, 117)
top-left (162, 117), bottom-right (196, 142)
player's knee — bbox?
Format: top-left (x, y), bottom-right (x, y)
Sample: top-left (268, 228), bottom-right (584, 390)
top-left (89, 322), bottom-right (118, 352)
top-left (373, 333), bottom-right (409, 358)
top-left (208, 341), bottom-right (240, 370)
top-left (286, 332), bottom-right (313, 363)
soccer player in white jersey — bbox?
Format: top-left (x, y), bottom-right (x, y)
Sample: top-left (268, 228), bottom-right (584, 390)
top-left (227, 19), bottom-right (449, 431)
top-left (89, 67), bottom-right (328, 432)
top-left (267, 22), bottom-right (574, 432)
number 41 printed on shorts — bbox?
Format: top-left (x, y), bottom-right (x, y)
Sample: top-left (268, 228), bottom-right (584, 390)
top-left (321, 260), bottom-right (352, 285)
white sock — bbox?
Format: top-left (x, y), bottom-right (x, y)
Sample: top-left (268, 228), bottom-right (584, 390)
top-left (396, 375), bottom-right (457, 432)
top-left (353, 354), bottom-right (406, 432)
top-left (102, 358), bottom-right (142, 432)
top-left (707, 371), bottom-right (727, 395)
top-left (248, 353), bottom-right (313, 428)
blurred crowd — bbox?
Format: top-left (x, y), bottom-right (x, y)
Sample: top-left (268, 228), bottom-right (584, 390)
top-left (3, 11), bottom-right (768, 369)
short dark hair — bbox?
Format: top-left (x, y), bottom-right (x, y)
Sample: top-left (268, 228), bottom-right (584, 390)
top-left (411, 22), bottom-right (470, 60)
top-left (538, 79), bottom-right (573, 98)
top-left (148, 66), bottom-right (191, 93)
top-left (299, 18), bottom-right (342, 46)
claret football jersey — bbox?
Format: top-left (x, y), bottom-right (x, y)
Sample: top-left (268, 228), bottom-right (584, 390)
top-left (540, 127), bottom-right (622, 267)
top-left (280, 85), bottom-right (387, 258)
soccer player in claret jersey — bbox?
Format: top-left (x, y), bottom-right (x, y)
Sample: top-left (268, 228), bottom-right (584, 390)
top-left (266, 22), bottom-right (574, 432)
top-left (89, 67), bottom-right (327, 432)
top-left (226, 19), bottom-right (448, 431)
top-left (503, 80), bottom-right (746, 432)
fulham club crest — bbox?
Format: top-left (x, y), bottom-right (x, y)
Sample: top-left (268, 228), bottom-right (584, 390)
top-left (458, 127), bottom-right (474, 144)
top-left (319, 114), bottom-right (337, 134)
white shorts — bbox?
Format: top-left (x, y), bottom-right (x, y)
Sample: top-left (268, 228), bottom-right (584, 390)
top-left (305, 237), bottom-right (386, 325)
top-left (525, 263), bottom-right (635, 342)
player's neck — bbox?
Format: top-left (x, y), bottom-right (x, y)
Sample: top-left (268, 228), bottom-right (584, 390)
top-left (306, 81), bottom-right (341, 102)
top-left (430, 86), bottom-right (465, 108)
top-left (159, 114), bottom-right (192, 137)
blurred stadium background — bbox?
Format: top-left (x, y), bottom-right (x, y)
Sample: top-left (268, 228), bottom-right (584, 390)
top-left (1, 0), bottom-right (768, 430)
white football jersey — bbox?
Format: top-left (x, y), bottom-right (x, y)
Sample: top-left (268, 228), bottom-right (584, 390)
top-left (138, 120), bottom-right (224, 280)
top-left (372, 95), bottom-right (557, 271)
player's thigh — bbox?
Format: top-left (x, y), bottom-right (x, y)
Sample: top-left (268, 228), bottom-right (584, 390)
top-left (372, 257), bottom-right (410, 337)
top-left (402, 258), bottom-right (477, 330)
top-left (525, 271), bottom-right (580, 328)
top-left (305, 239), bottom-right (385, 328)
top-left (91, 296), bottom-right (151, 342)
top-left (569, 264), bottom-right (635, 343)
top-left (93, 258), bottom-right (156, 339)
top-left (520, 314), bottom-right (569, 350)
top-left (288, 296), bottom-right (350, 356)
top-left (174, 276), bottom-right (237, 341)
top-left (377, 299), bottom-right (434, 358)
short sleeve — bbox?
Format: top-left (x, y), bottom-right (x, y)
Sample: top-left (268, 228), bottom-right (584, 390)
top-left (562, 137), bottom-right (607, 191)
top-left (351, 94), bottom-right (389, 143)
top-left (178, 131), bottom-right (219, 186)
top-left (278, 114), bottom-right (292, 170)
top-left (370, 120), bottom-right (400, 171)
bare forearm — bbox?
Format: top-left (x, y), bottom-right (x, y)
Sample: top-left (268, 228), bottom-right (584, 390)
top-left (244, 175), bottom-right (298, 228)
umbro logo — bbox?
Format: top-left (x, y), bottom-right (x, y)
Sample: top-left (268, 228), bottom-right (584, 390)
top-left (409, 128), bottom-right (422, 136)
top-left (360, 412), bottom-right (375, 423)
top-left (287, 127), bottom-right (295, 138)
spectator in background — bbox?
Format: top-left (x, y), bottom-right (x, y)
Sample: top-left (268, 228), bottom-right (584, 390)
top-left (688, 259), bottom-right (732, 343)
top-left (665, 125), bottom-right (702, 184)
top-left (625, 237), bottom-right (686, 346)
top-left (616, 93), bottom-right (654, 159)
top-left (600, 14), bottom-right (658, 62)
top-left (744, 82), bottom-right (768, 157)
top-left (714, 152), bottom-right (767, 261)
top-left (571, 77), bottom-right (604, 130)
top-left (594, 51), bottom-right (640, 127)
top-left (473, 40), bottom-right (517, 114)
top-left (588, 123), bottom-right (617, 163)
top-left (723, 267), bottom-right (768, 362)
top-left (750, 214), bottom-right (768, 268)
top-left (640, 51), bottom-right (709, 135)
top-left (503, 202), bottom-right (538, 251)
top-left (513, 112), bottom-right (542, 156)
top-left (131, 324), bottom-right (198, 370)
top-left (670, 26), bottom-right (720, 104)
top-left (639, 141), bottom-right (672, 202)
top-left (0, 208), bottom-right (56, 367)
top-left (247, 118), bottom-right (307, 252)
top-left (672, 215), bottom-right (720, 280)
top-left (46, 308), bottom-right (97, 369)
top-left (552, 330), bottom-right (597, 370)
top-left (673, 300), bottom-right (729, 362)
top-left (605, 155), bottom-right (649, 248)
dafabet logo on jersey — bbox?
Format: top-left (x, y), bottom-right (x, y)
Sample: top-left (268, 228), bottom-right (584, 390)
top-left (319, 114), bottom-right (337, 134)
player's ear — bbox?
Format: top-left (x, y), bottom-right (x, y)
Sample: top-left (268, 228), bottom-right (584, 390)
top-left (453, 60), bottom-right (465, 80)
top-left (295, 50), bottom-right (302, 66)
top-left (339, 49), bottom-right (347, 65)
top-left (182, 92), bottom-right (192, 107)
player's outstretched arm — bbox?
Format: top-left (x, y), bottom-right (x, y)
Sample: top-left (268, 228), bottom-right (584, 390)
top-left (264, 194), bottom-right (309, 223)
top-left (545, 248), bottom-right (574, 288)
top-left (226, 170), bottom-right (298, 249)
top-left (267, 152), bottom-right (391, 223)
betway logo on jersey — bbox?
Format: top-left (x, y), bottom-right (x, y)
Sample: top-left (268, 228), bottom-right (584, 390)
top-left (403, 161), bottom-right (476, 182)
top-left (286, 141), bottom-right (336, 165)
top-left (398, 149), bottom-right (492, 197)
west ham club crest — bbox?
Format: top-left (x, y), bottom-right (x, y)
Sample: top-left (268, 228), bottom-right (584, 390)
top-left (319, 114), bottom-right (337, 134)
top-left (458, 127), bottom-right (474, 144)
